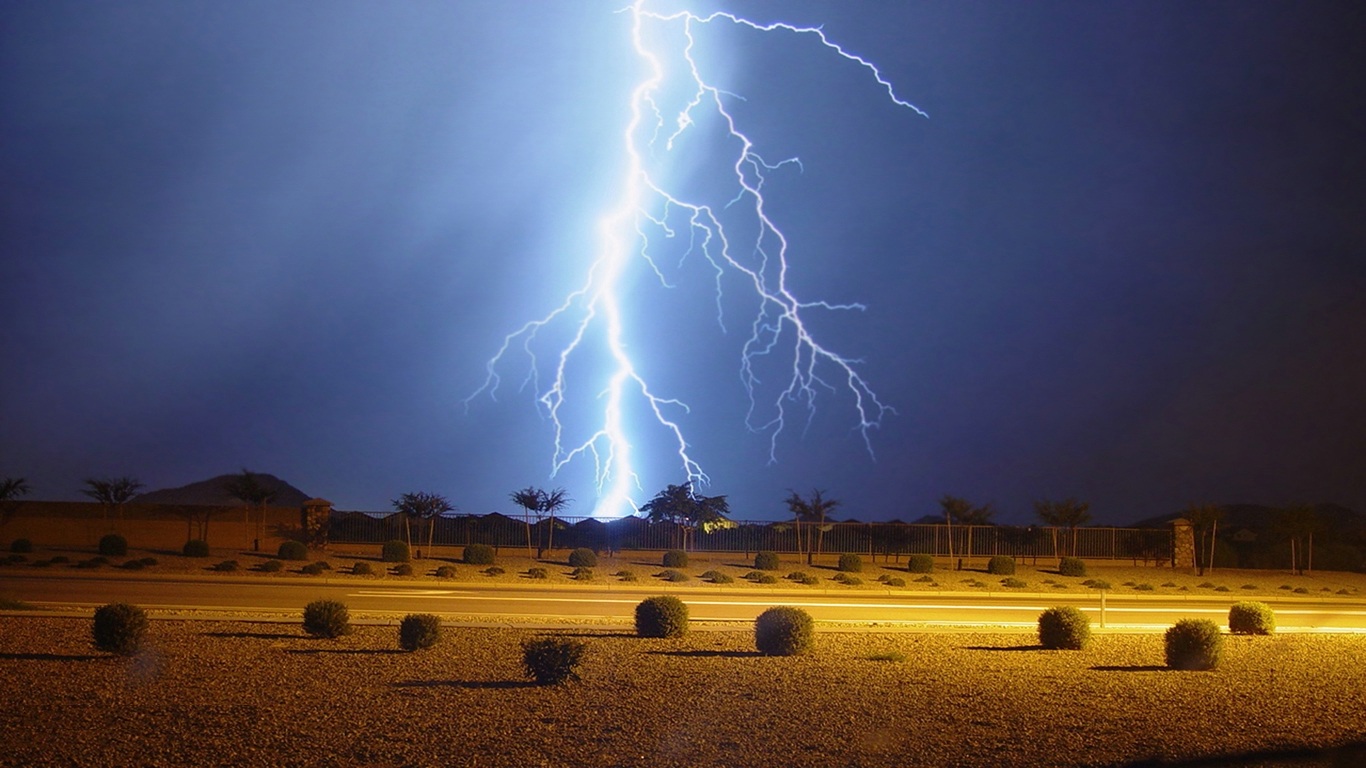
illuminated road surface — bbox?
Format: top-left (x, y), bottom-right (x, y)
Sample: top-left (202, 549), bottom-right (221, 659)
top-left (4, 573), bottom-right (1366, 632)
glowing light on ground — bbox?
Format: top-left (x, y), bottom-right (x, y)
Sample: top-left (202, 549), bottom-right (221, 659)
top-left (466, 1), bottom-right (925, 516)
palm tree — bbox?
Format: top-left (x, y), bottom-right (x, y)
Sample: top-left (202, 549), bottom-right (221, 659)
top-left (1, 477), bottom-right (31, 529)
top-left (510, 487), bottom-right (543, 558)
top-left (540, 488), bottom-right (570, 556)
top-left (81, 476), bottom-right (144, 532)
top-left (1034, 498), bottom-right (1091, 557)
top-left (785, 489), bottom-right (840, 566)
top-left (392, 492), bottom-right (455, 558)
top-left (222, 470), bottom-right (275, 551)
top-left (642, 482), bottom-right (732, 551)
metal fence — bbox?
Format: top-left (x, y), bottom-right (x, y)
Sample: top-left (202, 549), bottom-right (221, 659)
top-left (328, 512), bottom-right (1173, 564)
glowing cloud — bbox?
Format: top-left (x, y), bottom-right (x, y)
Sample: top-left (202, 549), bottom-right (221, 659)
top-left (466, 1), bottom-right (925, 516)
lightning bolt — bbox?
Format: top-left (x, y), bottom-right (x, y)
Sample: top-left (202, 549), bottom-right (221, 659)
top-left (465, 1), bottom-right (925, 517)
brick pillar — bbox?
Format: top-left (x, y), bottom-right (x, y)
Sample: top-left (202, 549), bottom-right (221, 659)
top-left (1170, 518), bottom-right (1194, 570)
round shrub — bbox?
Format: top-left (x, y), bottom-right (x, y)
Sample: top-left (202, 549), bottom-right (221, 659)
top-left (138, 557), bottom-right (157, 567)
top-left (833, 574), bottom-right (863, 586)
top-left (1228, 601), bottom-right (1275, 635)
top-left (571, 566), bottom-right (594, 581)
top-left (521, 637), bottom-right (587, 685)
top-left (635, 595), bottom-right (689, 638)
top-left (754, 551), bottom-right (780, 571)
top-left (662, 550), bottom-right (688, 568)
top-left (381, 539), bottom-right (410, 563)
top-left (302, 599), bottom-right (351, 639)
top-left (434, 565), bottom-right (457, 578)
top-left (755, 606), bottom-right (814, 656)
top-left (259, 559), bottom-right (283, 573)
top-left (483, 566), bottom-right (505, 576)
top-left (212, 560), bottom-right (239, 572)
top-left (568, 548), bottom-right (598, 568)
top-left (661, 569), bottom-right (689, 582)
top-left (277, 541), bottom-right (307, 561)
top-left (463, 543), bottom-right (495, 565)
top-left (182, 539), bottom-right (210, 558)
top-left (837, 553), bottom-right (863, 573)
top-left (1001, 577), bottom-right (1028, 589)
top-left (392, 563), bottom-right (414, 576)
top-left (885, 576), bottom-right (906, 587)
top-left (795, 573), bottom-right (819, 586)
top-left (907, 554), bottom-right (934, 574)
top-left (528, 567), bottom-right (549, 579)
top-left (350, 561), bottom-right (374, 576)
top-left (987, 556), bottom-right (1016, 576)
top-left (757, 574), bottom-right (778, 584)
top-left (1058, 557), bottom-right (1086, 577)
top-left (618, 570), bottom-right (638, 582)
top-left (120, 559), bottom-right (145, 570)
top-left (10, 538), bottom-right (33, 554)
top-left (1165, 618), bottom-right (1223, 670)
top-left (98, 533), bottom-right (128, 557)
top-left (301, 562), bottom-right (327, 576)
top-left (711, 572), bottom-right (734, 584)
top-left (1037, 606), bottom-right (1091, 650)
top-left (92, 602), bottom-right (148, 655)
top-left (398, 613), bottom-right (442, 651)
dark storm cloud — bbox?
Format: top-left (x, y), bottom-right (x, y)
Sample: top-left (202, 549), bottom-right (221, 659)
top-left (1, 1), bottom-right (1361, 523)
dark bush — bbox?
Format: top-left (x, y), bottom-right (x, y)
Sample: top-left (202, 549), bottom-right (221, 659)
top-left (987, 556), bottom-right (1015, 575)
top-left (463, 543), bottom-right (495, 565)
top-left (1058, 557), bottom-right (1086, 577)
top-left (833, 573), bottom-right (863, 586)
top-left (74, 558), bottom-right (101, 569)
top-left (572, 567), bottom-right (594, 581)
top-left (757, 574), bottom-right (778, 584)
top-left (212, 560), bottom-right (239, 572)
top-left (277, 540), bottom-right (308, 561)
top-left (754, 551), bottom-right (780, 571)
top-left (755, 606), bottom-right (814, 656)
top-left (795, 573), bottom-right (819, 586)
top-left (885, 577), bottom-right (906, 587)
top-left (182, 539), bottom-right (210, 558)
top-left (435, 565), bottom-right (457, 578)
top-left (50, 555), bottom-right (70, 564)
top-left (661, 569), bottom-right (689, 583)
top-left (392, 563), bottom-right (414, 576)
top-left (914, 575), bottom-right (934, 583)
top-left (528, 567), bottom-right (549, 579)
top-left (710, 572), bottom-right (734, 584)
top-left (10, 538), bottom-right (33, 554)
top-left (398, 613), bottom-right (442, 651)
top-left (98, 534), bottom-right (128, 557)
top-left (568, 548), bottom-right (598, 568)
top-left (301, 562), bottom-right (327, 576)
top-left (381, 539), bottom-right (410, 563)
top-left (92, 602), bottom-right (148, 655)
top-left (521, 637), bottom-right (587, 685)
top-left (1165, 619), bottom-right (1223, 670)
top-left (313, 560), bottom-right (331, 570)
top-left (138, 557), bottom-right (157, 567)
top-left (837, 553), bottom-right (863, 573)
top-left (906, 554), bottom-right (934, 573)
top-left (1038, 606), bottom-right (1091, 650)
top-left (120, 559), bottom-right (145, 570)
top-left (483, 566), bottom-right (505, 576)
top-left (1001, 577), bottom-right (1028, 589)
top-left (662, 550), bottom-right (688, 568)
top-left (618, 570), bottom-right (638, 582)
top-left (259, 560), bottom-right (283, 573)
top-left (303, 599), bottom-right (351, 639)
top-left (635, 595), bottom-right (689, 638)
top-left (1228, 601), bottom-right (1275, 635)
top-left (350, 561), bottom-right (374, 576)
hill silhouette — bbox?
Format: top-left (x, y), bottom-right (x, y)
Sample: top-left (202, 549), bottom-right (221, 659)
top-left (134, 473), bottom-right (311, 508)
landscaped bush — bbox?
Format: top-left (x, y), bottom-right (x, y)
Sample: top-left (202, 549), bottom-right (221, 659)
top-left (662, 550), bottom-right (688, 568)
top-left (833, 573), bottom-right (863, 586)
top-left (182, 539), bottom-right (210, 558)
top-left (837, 553), bottom-right (863, 573)
top-left (521, 637), bottom-right (587, 685)
top-left (986, 556), bottom-right (1015, 575)
top-left (212, 560), bottom-right (239, 572)
top-left (568, 548), bottom-right (598, 568)
top-left (50, 556), bottom-right (70, 564)
top-left (138, 557), bottom-right (157, 567)
top-left (1165, 619), bottom-right (1223, 670)
top-left (795, 573), bottom-right (819, 586)
top-left (754, 551), bottom-right (780, 571)
top-left (1037, 606), bottom-right (1091, 650)
top-left (301, 562), bottom-right (327, 576)
top-left (434, 565), bottom-right (457, 578)
top-left (757, 574), bottom-right (778, 584)
top-left (381, 539), bottom-right (410, 563)
top-left (635, 595), bottom-right (689, 638)
top-left (484, 566), bottom-right (505, 576)
top-left (1058, 557), bottom-right (1086, 577)
top-left (10, 538), bottom-right (33, 554)
top-left (1228, 601), bottom-right (1275, 635)
top-left (528, 567), bottom-right (549, 579)
top-left (699, 569), bottom-right (733, 584)
top-left (75, 557), bottom-right (102, 569)
top-left (98, 534), bottom-right (128, 557)
top-left (392, 563), bottom-right (414, 576)
top-left (572, 567), bottom-right (594, 581)
top-left (302, 599), bottom-right (351, 639)
top-left (885, 577), bottom-right (906, 587)
top-left (277, 540), bottom-right (308, 561)
top-left (463, 543), bottom-right (495, 565)
top-left (661, 569), bottom-right (689, 583)
top-left (259, 560), bottom-right (283, 573)
top-left (618, 570), bottom-right (638, 582)
top-left (755, 606), bottom-right (814, 656)
top-left (914, 575), bottom-right (934, 583)
top-left (92, 602), bottom-right (148, 655)
top-left (350, 561), bottom-right (374, 576)
top-left (1001, 577), bottom-right (1028, 589)
top-left (398, 614), bottom-right (442, 651)
top-left (120, 559), bottom-right (145, 570)
top-left (907, 554), bottom-right (934, 573)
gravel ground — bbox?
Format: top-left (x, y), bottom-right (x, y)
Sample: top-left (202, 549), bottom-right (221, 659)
top-left (2, 616), bottom-right (1365, 767)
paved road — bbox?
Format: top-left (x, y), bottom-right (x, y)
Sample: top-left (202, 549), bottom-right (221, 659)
top-left (4, 572), bottom-right (1365, 631)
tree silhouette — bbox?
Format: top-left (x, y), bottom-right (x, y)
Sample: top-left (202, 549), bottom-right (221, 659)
top-left (643, 482), bottom-right (732, 551)
top-left (1034, 498), bottom-right (1091, 557)
top-left (1, 477), bottom-right (31, 529)
top-left (1273, 504), bottom-right (1320, 575)
top-left (510, 487), bottom-right (543, 557)
top-left (392, 492), bottom-right (455, 557)
top-left (1183, 503), bottom-right (1224, 575)
top-left (222, 470), bottom-right (274, 551)
top-left (81, 476), bottom-right (144, 532)
top-left (785, 489), bottom-right (840, 566)
top-left (540, 488), bottom-right (570, 555)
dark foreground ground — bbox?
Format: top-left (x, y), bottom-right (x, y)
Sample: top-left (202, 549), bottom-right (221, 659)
top-left (2, 616), bottom-right (1365, 767)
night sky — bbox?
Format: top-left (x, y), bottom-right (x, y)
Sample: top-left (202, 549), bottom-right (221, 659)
top-left (2, 1), bottom-right (1362, 525)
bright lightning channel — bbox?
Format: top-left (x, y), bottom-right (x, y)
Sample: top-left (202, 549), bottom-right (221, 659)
top-left (465, 1), bottom-right (925, 517)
